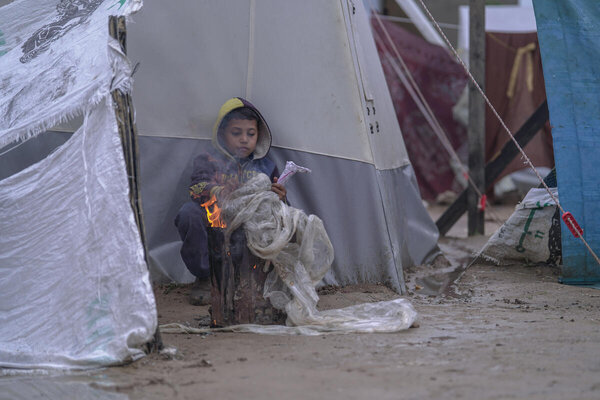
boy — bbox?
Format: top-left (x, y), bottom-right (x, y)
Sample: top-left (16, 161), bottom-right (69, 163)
top-left (174, 97), bottom-right (286, 305)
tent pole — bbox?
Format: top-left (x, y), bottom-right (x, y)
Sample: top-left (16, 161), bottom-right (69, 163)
top-left (109, 15), bottom-right (163, 353)
top-left (467, 0), bottom-right (486, 236)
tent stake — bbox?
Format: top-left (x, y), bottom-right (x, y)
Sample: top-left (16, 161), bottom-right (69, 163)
top-left (109, 15), bottom-right (163, 353)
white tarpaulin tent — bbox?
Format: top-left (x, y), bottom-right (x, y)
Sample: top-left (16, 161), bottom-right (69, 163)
top-left (1, 0), bottom-right (440, 317)
top-left (127, 0), bottom-right (441, 291)
top-left (0, 0), bottom-right (157, 369)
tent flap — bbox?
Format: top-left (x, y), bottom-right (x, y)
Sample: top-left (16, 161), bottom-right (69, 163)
top-left (0, 99), bottom-right (156, 369)
top-left (0, 0), bottom-right (155, 370)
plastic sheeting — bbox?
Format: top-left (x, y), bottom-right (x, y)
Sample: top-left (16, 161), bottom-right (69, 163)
top-left (0, 99), bottom-right (157, 369)
top-left (205, 174), bottom-right (417, 335)
top-left (0, 0), bottom-right (156, 370)
top-left (0, 0), bottom-right (141, 147)
top-left (534, 0), bottom-right (600, 284)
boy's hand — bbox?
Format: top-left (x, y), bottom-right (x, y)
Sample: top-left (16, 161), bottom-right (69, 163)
top-left (271, 177), bottom-right (287, 201)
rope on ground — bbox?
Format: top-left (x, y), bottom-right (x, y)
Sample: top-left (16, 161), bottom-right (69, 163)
top-left (159, 323), bottom-right (212, 334)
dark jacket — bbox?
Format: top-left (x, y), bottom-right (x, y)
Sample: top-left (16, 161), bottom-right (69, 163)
top-left (189, 97), bottom-right (278, 205)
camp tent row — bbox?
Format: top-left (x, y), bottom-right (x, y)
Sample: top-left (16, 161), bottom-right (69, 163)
top-left (0, 0), bottom-right (440, 369)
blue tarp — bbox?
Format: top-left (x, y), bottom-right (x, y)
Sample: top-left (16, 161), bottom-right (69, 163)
top-left (534, 0), bottom-right (600, 284)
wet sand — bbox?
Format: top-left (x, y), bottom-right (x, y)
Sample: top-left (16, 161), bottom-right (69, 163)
top-left (82, 258), bottom-right (599, 400)
top-left (3, 204), bottom-right (600, 399)
top-left (90, 205), bottom-right (600, 399)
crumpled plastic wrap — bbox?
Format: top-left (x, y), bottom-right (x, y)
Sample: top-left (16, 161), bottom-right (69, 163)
top-left (276, 161), bottom-right (311, 185)
top-left (216, 174), bottom-right (417, 334)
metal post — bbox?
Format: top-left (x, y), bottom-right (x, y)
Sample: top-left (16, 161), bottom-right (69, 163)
top-left (468, 0), bottom-right (485, 236)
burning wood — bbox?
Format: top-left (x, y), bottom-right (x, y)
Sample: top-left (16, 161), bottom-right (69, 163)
top-left (201, 194), bottom-right (226, 228)
top-left (208, 227), bottom-right (286, 327)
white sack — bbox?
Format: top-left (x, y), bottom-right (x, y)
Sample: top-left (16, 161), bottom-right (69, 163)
top-left (0, 99), bottom-right (157, 369)
top-left (479, 188), bottom-right (559, 265)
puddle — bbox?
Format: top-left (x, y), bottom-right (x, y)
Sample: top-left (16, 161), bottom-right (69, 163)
top-left (408, 252), bottom-right (476, 298)
top-left (414, 266), bottom-right (467, 297)
top-left (0, 373), bottom-right (128, 400)
top-left (407, 235), bottom-right (488, 297)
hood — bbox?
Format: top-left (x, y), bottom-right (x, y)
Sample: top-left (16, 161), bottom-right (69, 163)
top-left (212, 97), bottom-right (272, 161)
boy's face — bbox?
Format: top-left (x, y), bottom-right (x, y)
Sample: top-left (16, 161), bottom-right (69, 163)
top-left (222, 118), bottom-right (258, 159)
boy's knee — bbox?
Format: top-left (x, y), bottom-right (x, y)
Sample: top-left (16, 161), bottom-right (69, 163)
top-left (175, 202), bottom-right (209, 242)
top-left (175, 202), bottom-right (205, 226)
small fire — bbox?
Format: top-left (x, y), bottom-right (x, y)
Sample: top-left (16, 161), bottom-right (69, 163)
top-left (201, 195), bottom-right (227, 228)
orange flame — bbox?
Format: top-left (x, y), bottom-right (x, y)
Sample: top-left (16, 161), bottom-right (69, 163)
top-left (201, 195), bottom-right (226, 228)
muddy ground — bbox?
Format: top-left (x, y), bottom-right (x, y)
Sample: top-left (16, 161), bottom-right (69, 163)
top-left (3, 205), bottom-right (600, 399)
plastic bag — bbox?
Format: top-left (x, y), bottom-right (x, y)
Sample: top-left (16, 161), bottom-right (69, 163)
top-left (217, 174), bottom-right (417, 334)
